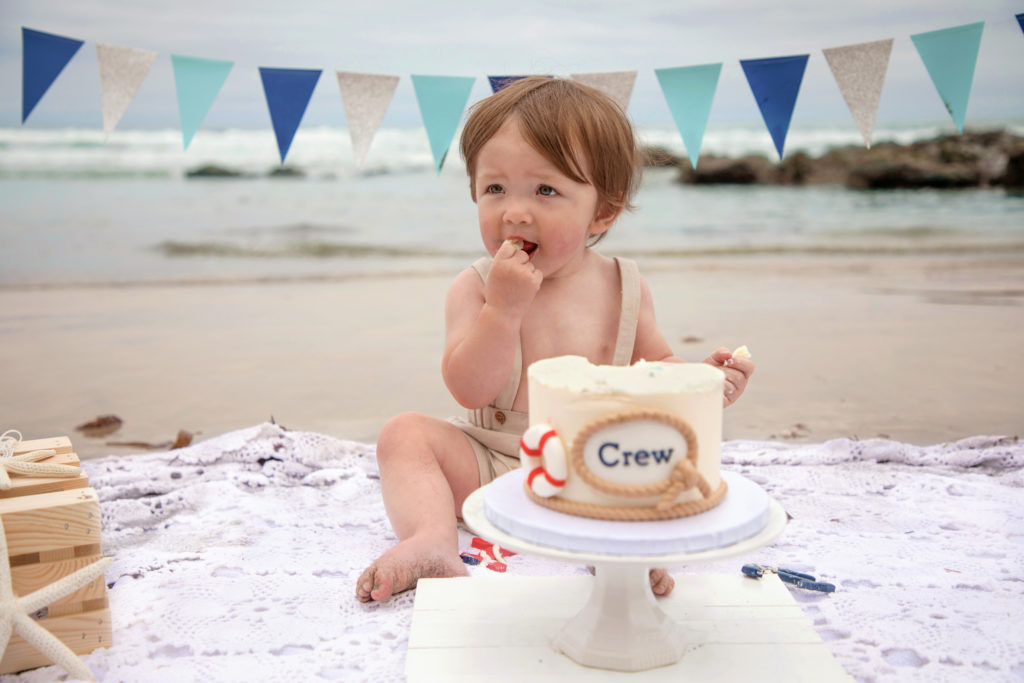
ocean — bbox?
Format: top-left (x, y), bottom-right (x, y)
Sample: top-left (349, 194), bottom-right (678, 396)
top-left (2, 123), bottom-right (1023, 287)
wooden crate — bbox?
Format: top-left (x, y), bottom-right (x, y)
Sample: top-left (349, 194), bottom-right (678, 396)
top-left (3, 436), bottom-right (89, 499)
top-left (0, 443), bottom-right (111, 675)
top-left (0, 610), bottom-right (112, 674)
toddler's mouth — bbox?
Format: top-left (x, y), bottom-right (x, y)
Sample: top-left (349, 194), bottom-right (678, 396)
top-left (521, 240), bottom-right (538, 257)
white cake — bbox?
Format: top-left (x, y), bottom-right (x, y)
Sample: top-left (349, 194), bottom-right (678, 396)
top-left (519, 355), bottom-right (727, 521)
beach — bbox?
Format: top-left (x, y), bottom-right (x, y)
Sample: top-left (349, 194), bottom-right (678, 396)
top-left (6, 8), bottom-right (1024, 678)
top-left (4, 251), bottom-right (1022, 459)
top-left (3, 126), bottom-right (1023, 460)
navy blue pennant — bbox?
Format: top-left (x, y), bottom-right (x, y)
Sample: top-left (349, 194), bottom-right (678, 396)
top-left (740, 54), bottom-right (809, 159)
top-left (22, 27), bottom-right (85, 122)
top-left (259, 67), bottom-right (322, 163)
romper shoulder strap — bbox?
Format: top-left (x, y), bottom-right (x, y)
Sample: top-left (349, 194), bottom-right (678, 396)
top-left (612, 257), bottom-right (641, 366)
top-left (470, 256), bottom-right (491, 281)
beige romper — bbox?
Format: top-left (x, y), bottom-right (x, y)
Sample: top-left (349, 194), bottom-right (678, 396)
top-left (449, 255), bottom-right (644, 486)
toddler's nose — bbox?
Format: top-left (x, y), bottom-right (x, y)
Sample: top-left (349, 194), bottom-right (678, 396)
top-left (502, 199), bottom-right (532, 225)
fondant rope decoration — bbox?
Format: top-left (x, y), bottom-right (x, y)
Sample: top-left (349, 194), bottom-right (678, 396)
top-left (657, 457), bottom-right (713, 511)
top-left (525, 478), bottom-right (728, 521)
top-left (523, 409), bottom-right (728, 521)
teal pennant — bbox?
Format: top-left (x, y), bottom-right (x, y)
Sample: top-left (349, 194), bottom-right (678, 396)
top-left (171, 54), bottom-right (234, 150)
top-left (655, 63), bottom-right (723, 169)
top-left (411, 75), bottom-right (476, 173)
top-left (911, 22), bottom-right (984, 133)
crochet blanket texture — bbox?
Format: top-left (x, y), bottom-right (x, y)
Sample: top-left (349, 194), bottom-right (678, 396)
top-left (2, 423), bottom-right (1020, 682)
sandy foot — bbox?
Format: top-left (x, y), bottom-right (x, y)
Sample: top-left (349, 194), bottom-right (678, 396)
top-left (590, 566), bottom-right (676, 596)
top-left (357, 535), bottom-right (468, 603)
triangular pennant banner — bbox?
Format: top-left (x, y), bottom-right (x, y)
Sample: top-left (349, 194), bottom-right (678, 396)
top-left (910, 22), bottom-right (984, 133)
top-left (822, 38), bottom-right (893, 149)
top-left (410, 75), bottom-right (475, 174)
top-left (654, 63), bottom-right (722, 169)
top-left (21, 27), bottom-right (85, 123)
top-left (259, 67), bottom-right (322, 163)
top-left (570, 71), bottom-right (637, 111)
top-left (740, 54), bottom-right (809, 159)
top-left (171, 54), bottom-right (234, 150)
top-left (488, 75), bottom-right (531, 93)
top-left (96, 43), bottom-right (159, 137)
top-left (336, 72), bottom-right (399, 167)
top-left (1017, 13), bottom-right (1024, 34)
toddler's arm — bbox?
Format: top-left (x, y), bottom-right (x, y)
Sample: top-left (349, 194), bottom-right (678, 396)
top-left (442, 241), bottom-right (542, 408)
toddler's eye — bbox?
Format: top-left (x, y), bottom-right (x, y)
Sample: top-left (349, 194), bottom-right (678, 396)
top-left (538, 185), bottom-right (557, 196)
top-left (486, 184), bottom-right (504, 194)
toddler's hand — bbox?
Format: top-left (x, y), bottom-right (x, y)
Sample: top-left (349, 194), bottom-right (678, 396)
top-left (485, 239), bottom-right (542, 320)
top-left (704, 347), bottom-right (754, 407)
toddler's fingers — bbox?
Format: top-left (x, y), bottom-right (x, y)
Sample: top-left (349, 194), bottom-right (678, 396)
top-left (725, 357), bottom-right (755, 377)
top-left (705, 347), bottom-right (731, 366)
top-left (496, 240), bottom-right (516, 257)
top-left (722, 344), bottom-right (754, 370)
top-left (723, 369), bottom-right (747, 404)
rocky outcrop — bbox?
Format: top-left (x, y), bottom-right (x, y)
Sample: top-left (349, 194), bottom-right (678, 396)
top-left (651, 131), bottom-right (1024, 189)
top-left (267, 166), bottom-right (305, 178)
top-left (846, 161), bottom-right (980, 190)
top-left (1003, 150), bottom-right (1024, 189)
top-left (185, 165), bottom-right (307, 179)
top-left (680, 155), bottom-right (776, 184)
top-left (185, 164), bottom-right (244, 178)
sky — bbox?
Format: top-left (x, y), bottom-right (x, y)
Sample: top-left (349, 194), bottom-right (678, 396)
top-left (2, 0), bottom-right (1023, 132)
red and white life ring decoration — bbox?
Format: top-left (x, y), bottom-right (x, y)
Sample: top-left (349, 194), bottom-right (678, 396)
top-left (519, 423), bottom-right (567, 498)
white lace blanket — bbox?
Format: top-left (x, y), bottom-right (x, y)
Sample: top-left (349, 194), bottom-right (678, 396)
top-left (3, 424), bottom-right (1021, 682)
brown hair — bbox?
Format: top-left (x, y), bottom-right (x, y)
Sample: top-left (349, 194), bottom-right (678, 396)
top-left (459, 77), bottom-right (642, 239)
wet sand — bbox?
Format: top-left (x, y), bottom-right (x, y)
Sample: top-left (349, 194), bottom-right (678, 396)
top-left (3, 253), bottom-right (1022, 459)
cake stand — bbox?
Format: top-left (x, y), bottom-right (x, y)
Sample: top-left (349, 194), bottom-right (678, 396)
top-left (461, 469), bottom-right (787, 672)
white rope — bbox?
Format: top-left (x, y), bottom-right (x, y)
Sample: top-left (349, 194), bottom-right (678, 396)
top-left (0, 430), bottom-right (24, 459)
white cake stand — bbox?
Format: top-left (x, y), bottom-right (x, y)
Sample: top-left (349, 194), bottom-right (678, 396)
top-left (461, 469), bottom-right (787, 672)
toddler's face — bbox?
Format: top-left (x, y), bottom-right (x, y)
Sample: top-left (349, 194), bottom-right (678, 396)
top-left (473, 118), bottom-right (614, 278)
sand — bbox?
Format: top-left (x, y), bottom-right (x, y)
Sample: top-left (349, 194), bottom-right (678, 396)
top-left (2, 252), bottom-right (1022, 459)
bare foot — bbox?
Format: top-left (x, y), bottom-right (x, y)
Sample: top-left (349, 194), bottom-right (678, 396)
top-left (357, 535), bottom-right (468, 602)
top-left (650, 568), bottom-right (675, 596)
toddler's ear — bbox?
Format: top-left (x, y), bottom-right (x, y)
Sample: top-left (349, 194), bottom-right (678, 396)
top-left (590, 201), bottom-right (621, 237)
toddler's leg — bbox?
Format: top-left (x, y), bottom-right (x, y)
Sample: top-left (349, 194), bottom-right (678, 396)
top-left (357, 412), bottom-right (481, 602)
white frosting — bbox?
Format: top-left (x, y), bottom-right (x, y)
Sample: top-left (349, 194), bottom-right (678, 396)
top-left (528, 355), bottom-right (724, 394)
top-left (528, 356), bottom-right (724, 512)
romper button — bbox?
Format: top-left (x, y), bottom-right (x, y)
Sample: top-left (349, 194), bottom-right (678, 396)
top-left (494, 411), bottom-right (506, 425)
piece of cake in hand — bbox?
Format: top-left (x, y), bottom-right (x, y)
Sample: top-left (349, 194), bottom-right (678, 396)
top-left (520, 355), bottom-right (727, 521)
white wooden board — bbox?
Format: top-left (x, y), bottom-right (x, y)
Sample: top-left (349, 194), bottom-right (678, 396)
top-left (406, 574), bottom-right (851, 681)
